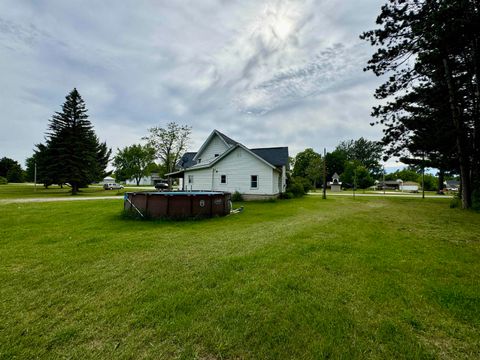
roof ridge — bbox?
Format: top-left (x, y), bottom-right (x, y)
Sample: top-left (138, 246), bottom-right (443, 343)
top-left (250, 146), bottom-right (288, 150)
top-left (214, 129), bottom-right (239, 146)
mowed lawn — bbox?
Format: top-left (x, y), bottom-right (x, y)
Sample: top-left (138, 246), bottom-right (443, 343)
top-left (0, 184), bottom-right (142, 199)
top-left (0, 196), bottom-right (479, 359)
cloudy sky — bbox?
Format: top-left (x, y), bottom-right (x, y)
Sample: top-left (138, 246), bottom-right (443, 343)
top-left (0, 0), bottom-right (393, 168)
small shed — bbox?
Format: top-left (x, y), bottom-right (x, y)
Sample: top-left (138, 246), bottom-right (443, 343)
top-left (102, 176), bottom-right (115, 184)
top-left (330, 173), bottom-right (342, 192)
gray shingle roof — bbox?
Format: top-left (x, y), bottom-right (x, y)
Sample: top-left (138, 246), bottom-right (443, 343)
top-left (250, 147), bottom-right (289, 167)
top-left (178, 152), bottom-right (197, 169)
top-left (215, 130), bottom-right (239, 146)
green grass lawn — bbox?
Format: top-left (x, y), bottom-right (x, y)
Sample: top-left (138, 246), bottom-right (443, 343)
top-left (0, 196), bottom-right (479, 359)
top-left (0, 183), bottom-right (148, 199)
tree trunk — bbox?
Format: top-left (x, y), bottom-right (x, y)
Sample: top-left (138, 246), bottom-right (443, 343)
top-left (71, 182), bottom-right (78, 195)
top-left (470, 36), bottom-right (480, 204)
top-left (437, 168), bottom-right (444, 194)
top-left (442, 57), bottom-right (472, 208)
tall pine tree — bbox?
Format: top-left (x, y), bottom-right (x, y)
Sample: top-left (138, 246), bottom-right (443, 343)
top-left (44, 88), bottom-right (111, 194)
top-left (361, 0), bottom-right (480, 208)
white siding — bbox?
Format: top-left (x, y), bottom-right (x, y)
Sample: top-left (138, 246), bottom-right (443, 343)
top-left (184, 147), bottom-right (279, 195)
top-left (273, 170), bottom-right (280, 194)
top-left (196, 135), bottom-right (229, 164)
top-left (126, 176), bottom-right (153, 186)
top-left (400, 184), bottom-right (419, 191)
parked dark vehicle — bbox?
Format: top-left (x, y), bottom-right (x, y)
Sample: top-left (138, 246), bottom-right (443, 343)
top-left (155, 181), bottom-right (169, 191)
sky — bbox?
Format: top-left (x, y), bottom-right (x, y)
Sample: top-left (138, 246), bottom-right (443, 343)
top-left (0, 0), bottom-right (401, 170)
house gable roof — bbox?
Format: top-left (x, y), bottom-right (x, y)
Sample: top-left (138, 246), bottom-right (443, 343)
top-left (177, 152), bottom-right (197, 169)
top-left (193, 129), bottom-right (236, 161)
top-left (216, 130), bottom-right (238, 146)
top-left (184, 144), bottom-right (279, 173)
top-left (173, 131), bottom-right (289, 176)
top-left (250, 147), bottom-right (289, 167)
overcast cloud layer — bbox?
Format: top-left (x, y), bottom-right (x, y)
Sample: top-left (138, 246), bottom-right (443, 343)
top-left (0, 0), bottom-right (391, 168)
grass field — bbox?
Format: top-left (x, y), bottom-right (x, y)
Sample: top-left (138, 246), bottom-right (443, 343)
top-left (0, 183), bottom-right (147, 199)
top-left (1, 196), bottom-right (479, 359)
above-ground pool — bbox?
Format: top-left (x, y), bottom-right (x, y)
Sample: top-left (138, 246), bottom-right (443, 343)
top-left (124, 191), bottom-right (231, 219)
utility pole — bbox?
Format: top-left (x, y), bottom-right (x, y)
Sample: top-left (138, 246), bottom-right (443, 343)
top-left (322, 148), bottom-right (327, 200)
top-left (383, 165), bottom-right (385, 195)
top-left (353, 167), bottom-right (356, 200)
top-left (34, 161), bottom-right (37, 192)
top-left (422, 152), bottom-right (425, 199)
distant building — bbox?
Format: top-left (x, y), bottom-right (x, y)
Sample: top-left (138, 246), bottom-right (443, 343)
top-left (377, 179), bottom-right (403, 190)
top-left (330, 173), bottom-right (342, 192)
top-left (101, 176), bottom-right (115, 184)
top-left (444, 180), bottom-right (460, 191)
top-left (125, 172), bottom-right (164, 186)
top-left (399, 181), bottom-right (419, 192)
top-left (166, 129), bottom-right (289, 200)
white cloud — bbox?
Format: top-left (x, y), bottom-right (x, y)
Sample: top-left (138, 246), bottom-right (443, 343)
top-left (0, 0), bottom-right (389, 166)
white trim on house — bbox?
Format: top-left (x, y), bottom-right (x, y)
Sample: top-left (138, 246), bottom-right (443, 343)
top-left (193, 130), bottom-right (231, 162)
top-left (169, 130), bottom-right (288, 197)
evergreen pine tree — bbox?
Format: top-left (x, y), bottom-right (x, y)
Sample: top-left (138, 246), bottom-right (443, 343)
top-left (45, 88), bottom-right (111, 194)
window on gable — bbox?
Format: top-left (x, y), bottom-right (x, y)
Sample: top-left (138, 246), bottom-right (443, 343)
top-left (221, 175), bottom-right (227, 184)
top-left (251, 175), bottom-right (258, 189)
top-left (197, 159), bottom-right (201, 163)
top-left (188, 175), bottom-right (194, 184)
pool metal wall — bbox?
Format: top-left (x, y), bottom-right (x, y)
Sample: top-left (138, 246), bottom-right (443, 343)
top-left (124, 192), bottom-right (231, 219)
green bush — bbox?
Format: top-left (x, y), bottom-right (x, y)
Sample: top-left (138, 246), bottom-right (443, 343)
top-left (0, 176), bottom-right (7, 185)
top-left (279, 192), bottom-right (294, 199)
top-left (231, 191), bottom-right (243, 202)
top-left (296, 177), bottom-right (313, 193)
top-left (450, 191), bottom-right (462, 208)
top-left (286, 177), bottom-right (307, 198)
top-left (472, 189), bottom-right (480, 211)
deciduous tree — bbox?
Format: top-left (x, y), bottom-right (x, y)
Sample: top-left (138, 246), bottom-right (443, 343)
top-left (143, 122), bottom-right (191, 175)
top-left (113, 144), bottom-right (156, 186)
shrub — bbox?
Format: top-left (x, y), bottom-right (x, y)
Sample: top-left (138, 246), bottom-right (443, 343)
top-left (450, 198), bottom-right (461, 209)
top-left (472, 189), bottom-right (480, 211)
top-left (286, 177), bottom-right (307, 198)
top-left (231, 191), bottom-right (243, 202)
top-left (279, 192), bottom-right (294, 199)
top-left (296, 177), bottom-right (313, 194)
top-left (450, 191), bottom-right (462, 208)
top-left (0, 176), bottom-right (7, 185)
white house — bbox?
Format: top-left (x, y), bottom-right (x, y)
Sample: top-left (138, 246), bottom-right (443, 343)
top-left (399, 181), bottom-right (420, 192)
top-left (167, 130), bottom-right (289, 200)
top-left (125, 172), bottom-right (164, 186)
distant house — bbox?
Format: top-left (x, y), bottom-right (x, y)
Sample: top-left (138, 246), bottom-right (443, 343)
top-left (377, 179), bottom-right (402, 190)
top-left (444, 180), bottom-right (460, 191)
top-left (125, 172), bottom-right (164, 186)
top-left (167, 130), bottom-right (289, 200)
top-left (399, 181), bottom-right (419, 192)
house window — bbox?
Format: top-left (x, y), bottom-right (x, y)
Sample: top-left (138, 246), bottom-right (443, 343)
top-left (188, 175), bottom-right (194, 184)
top-left (221, 175), bottom-right (227, 184)
top-left (215, 154), bottom-right (219, 157)
top-left (251, 175), bottom-right (258, 189)
top-left (197, 159), bottom-right (201, 163)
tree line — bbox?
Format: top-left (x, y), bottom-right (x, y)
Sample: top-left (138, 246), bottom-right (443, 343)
top-left (361, 0), bottom-right (480, 209)
top-left (289, 137), bottom-right (384, 195)
top-left (1, 88), bottom-right (191, 193)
